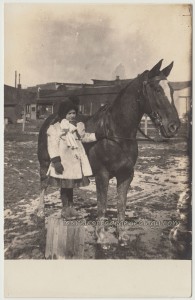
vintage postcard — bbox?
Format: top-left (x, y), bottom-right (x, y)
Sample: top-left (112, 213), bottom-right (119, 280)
top-left (3, 2), bottom-right (192, 298)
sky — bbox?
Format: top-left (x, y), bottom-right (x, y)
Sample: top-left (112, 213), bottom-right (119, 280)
top-left (4, 3), bottom-right (192, 88)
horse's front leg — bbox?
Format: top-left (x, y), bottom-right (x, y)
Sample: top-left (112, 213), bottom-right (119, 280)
top-left (36, 188), bottom-right (46, 218)
top-left (95, 170), bottom-right (109, 245)
top-left (36, 166), bottom-right (49, 218)
top-left (116, 169), bottom-right (134, 245)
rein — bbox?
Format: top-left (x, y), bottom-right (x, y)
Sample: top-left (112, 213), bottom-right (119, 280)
top-left (142, 78), bottom-right (164, 127)
top-left (94, 74), bottom-right (166, 144)
top-left (137, 126), bottom-right (156, 142)
top-left (104, 135), bottom-right (136, 141)
top-left (99, 75), bottom-right (163, 143)
top-left (101, 129), bottom-right (156, 142)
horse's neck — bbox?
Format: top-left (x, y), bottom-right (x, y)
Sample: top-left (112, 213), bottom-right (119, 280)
top-left (110, 79), bottom-right (144, 137)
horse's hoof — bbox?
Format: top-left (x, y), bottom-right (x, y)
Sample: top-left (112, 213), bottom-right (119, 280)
top-left (119, 239), bottom-right (128, 247)
top-left (103, 244), bottom-right (110, 250)
top-left (97, 239), bottom-right (110, 250)
top-left (35, 207), bottom-right (45, 218)
top-left (118, 233), bottom-right (129, 246)
top-left (96, 226), bottom-right (108, 247)
top-left (101, 244), bottom-right (110, 250)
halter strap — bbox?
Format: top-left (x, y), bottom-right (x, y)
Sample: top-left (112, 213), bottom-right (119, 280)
top-left (96, 75), bottom-right (165, 142)
top-left (141, 77), bottom-right (163, 127)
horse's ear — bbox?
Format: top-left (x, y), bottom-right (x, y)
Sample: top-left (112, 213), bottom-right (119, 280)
top-left (148, 59), bottom-right (163, 78)
top-left (161, 61), bottom-right (174, 77)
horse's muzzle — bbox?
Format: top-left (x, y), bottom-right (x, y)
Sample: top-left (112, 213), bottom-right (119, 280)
top-left (168, 122), bottom-right (179, 134)
top-left (160, 120), bottom-right (180, 138)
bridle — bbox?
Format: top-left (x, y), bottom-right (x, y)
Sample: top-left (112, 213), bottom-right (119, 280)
top-left (142, 76), bottom-right (166, 129)
top-left (97, 74), bottom-right (169, 144)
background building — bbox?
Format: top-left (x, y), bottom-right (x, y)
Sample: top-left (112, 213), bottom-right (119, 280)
top-left (4, 85), bottom-right (37, 124)
top-left (4, 77), bottom-right (192, 125)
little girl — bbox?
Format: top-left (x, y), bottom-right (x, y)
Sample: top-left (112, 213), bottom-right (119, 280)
top-left (46, 100), bottom-right (97, 219)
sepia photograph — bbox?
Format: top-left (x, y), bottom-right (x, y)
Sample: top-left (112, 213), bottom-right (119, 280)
top-left (3, 2), bottom-right (192, 297)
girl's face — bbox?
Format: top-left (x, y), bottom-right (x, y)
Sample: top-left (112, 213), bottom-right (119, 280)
top-left (65, 109), bottom-right (76, 122)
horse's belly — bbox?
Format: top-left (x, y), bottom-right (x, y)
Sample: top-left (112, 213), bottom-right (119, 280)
top-left (88, 140), bottom-right (138, 175)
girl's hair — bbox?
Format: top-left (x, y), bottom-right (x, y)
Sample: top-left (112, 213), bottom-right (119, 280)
top-left (58, 100), bottom-right (78, 120)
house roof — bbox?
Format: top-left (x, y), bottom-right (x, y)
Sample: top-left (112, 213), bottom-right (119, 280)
top-left (27, 82), bottom-right (93, 92)
top-left (4, 85), bottom-right (37, 105)
top-left (4, 85), bottom-right (18, 105)
top-left (91, 78), bottom-right (132, 86)
top-left (169, 81), bottom-right (192, 91)
top-left (27, 82), bottom-right (57, 91)
top-left (37, 84), bottom-right (124, 104)
top-left (92, 79), bottom-right (192, 91)
top-left (37, 79), bottom-right (192, 105)
top-left (19, 89), bottom-right (37, 104)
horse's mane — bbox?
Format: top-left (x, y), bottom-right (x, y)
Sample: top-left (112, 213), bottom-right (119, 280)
top-left (87, 102), bottom-right (111, 122)
top-left (85, 70), bottom-right (149, 129)
top-left (113, 70), bottom-right (149, 105)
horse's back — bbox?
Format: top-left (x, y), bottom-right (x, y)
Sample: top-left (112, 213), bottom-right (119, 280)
top-left (85, 103), bottom-right (111, 133)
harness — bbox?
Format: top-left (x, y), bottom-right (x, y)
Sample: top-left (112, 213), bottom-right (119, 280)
top-left (97, 75), bottom-right (165, 143)
top-left (142, 77), bottom-right (164, 129)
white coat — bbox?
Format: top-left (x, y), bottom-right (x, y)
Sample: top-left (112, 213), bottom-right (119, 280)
top-left (46, 120), bottom-right (96, 180)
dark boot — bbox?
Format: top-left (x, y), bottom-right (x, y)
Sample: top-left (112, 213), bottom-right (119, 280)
top-left (61, 188), bottom-right (72, 207)
top-left (60, 188), bottom-right (82, 220)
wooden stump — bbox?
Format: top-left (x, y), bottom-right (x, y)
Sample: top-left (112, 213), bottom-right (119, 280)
top-left (45, 216), bottom-right (85, 259)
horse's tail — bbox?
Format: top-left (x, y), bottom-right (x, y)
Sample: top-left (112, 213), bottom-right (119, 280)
top-left (37, 113), bottom-right (58, 165)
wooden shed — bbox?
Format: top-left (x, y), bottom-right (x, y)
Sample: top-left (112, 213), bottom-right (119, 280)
top-left (35, 79), bottom-right (192, 121)
top-left (4, 85), bottom-right (37, 123)
top-left (4, 85), bottom-right (22, 123)
top-left (37, 80), bottom-right (131, 116)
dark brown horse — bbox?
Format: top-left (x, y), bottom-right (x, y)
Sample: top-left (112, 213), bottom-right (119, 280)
top-left (82, 59), bottom-right (180, 244)
top-left (37, 60), bottom-right (180, 245)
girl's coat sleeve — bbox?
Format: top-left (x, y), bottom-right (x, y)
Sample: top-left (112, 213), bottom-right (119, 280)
top-left (81, 132), bottom-right (96, 143)
top-left (47, 125), bottom-right (60, 159)
top-left (77, 122), bottom-right (96, 143)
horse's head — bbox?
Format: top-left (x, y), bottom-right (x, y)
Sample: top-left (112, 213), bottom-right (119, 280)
top-left (142, 59), bottom-right (180, 138)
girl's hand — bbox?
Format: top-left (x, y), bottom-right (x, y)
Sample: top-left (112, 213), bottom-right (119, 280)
top-left (51, 156), bottom-right (64, 174)
top-left (77, 122), bottom-right (85, 137)
top-left (60, 119), bottom-right (70, 130)
top-left (53, 161), bottom-right (64, 174)
top-left (69, 123), bottom-right (77, 133)
top-left (61, 128), bottom-right (69, 135)
top-left (60, 119), bottom-right (70, 136)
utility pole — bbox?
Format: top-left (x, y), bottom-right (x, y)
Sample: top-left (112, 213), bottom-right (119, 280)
top-left (144, 114), bottom-right (148, 135)
top-left (17, 72), bottom-right (25, 132)
top-left (90, 102), bottom-right (93, 116)
top-left (15, 71), bottom-right (17, 88)
top-left (22, 105), bottom-right (26, 132)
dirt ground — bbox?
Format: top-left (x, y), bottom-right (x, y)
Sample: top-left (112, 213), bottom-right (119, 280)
top-left (4, 123), bottom-right (191, 259)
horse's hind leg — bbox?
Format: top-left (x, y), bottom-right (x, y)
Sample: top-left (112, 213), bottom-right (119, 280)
top-left (37, 188), bottom-right (46, 218)
top-left (36, 165), bottom-right (49, 218)
top-left (95, 170), bottom-right (109, 245)
top-left (116, 170), bottom-right (134, 245)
